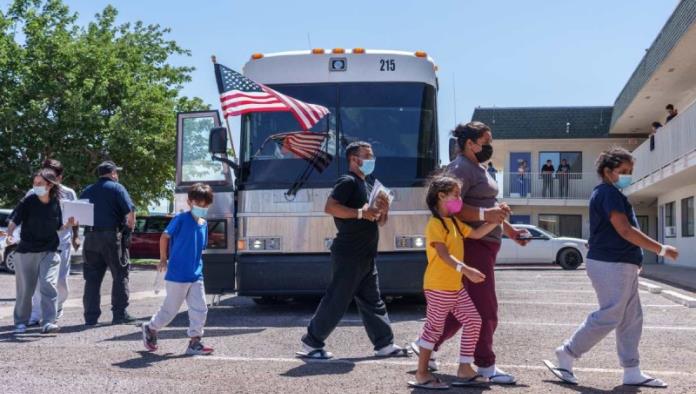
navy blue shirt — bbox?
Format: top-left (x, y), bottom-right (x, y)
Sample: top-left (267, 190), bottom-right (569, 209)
top-left (164, 212), bottom-right (207, 283)
top-left (79, 178), bottom-right (134, 228)
top-left (587, 183), bottom-right (643, 265)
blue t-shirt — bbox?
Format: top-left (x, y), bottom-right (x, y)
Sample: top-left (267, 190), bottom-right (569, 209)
top-left (80, 178), bottom-right (135, 228)
top-left (587, 183), bottom-right (643, 265)
top-left (164, 212), bottom-right (207, 283)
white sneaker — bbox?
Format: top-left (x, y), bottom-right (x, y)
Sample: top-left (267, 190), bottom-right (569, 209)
top-left (14, 324), bottom-right (27, 334)
top-left (41, 323), bottom-right (60, 334)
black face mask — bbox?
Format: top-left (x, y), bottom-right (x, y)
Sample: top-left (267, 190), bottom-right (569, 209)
top-left (475, 144), bottom-right (493, 163)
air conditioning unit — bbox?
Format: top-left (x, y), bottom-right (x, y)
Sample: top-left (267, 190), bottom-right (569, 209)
top-left (664, 226), bottom-right (677, 237)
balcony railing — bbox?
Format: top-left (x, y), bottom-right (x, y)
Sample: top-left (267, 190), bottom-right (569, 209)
top-left (631, 100), bottom-right (696, 182)
top-left (495, 172), bottom-right (597, 200)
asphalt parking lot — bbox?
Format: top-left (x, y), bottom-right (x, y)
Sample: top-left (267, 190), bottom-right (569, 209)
top-left (1, 264), bottom-right (695, 393)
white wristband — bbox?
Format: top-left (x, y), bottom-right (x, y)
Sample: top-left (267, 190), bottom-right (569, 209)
top-left (658, 244), bottom-right (667, 257)
top-left (479, 208), bottom-right (485, 221)
top-left (357, 208), bottom-right (363, 220)
top-left (456, 264), bottom-right (463, 273)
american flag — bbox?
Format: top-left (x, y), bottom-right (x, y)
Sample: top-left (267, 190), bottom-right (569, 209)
top-left (270, 132), bottom-right (333, 172)
top-left (215, 63), bottom-right (330, 130)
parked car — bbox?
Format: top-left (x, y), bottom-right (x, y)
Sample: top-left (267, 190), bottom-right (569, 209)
top-left (497, 224), bottom-right (587, 270)
top-left (130, 216), bottom-right (173, 259)
top-left (0, 208), bottom-right (17, 274)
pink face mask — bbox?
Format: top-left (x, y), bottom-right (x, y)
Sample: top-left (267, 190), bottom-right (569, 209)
top-left (444, 199), bottom-right (463, 215)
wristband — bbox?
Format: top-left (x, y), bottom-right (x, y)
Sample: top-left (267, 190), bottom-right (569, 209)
top-left (357, 208), bottom-right (363, 220)
top-left (456, 264), bottom-right (463, 273)
top-left (479, 208), bottom-right (485, 221)
top-left (658, 244), bottom-right (667, 257)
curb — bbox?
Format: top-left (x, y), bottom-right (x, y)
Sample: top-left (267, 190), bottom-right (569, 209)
top-left (638, 281), bottom-right (662, 294)
top-left (639, 280), bottom-right (696, 308)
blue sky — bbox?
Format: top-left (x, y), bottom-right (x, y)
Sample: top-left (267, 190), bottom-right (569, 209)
top-left (4, 0), bottom-right (678, 158)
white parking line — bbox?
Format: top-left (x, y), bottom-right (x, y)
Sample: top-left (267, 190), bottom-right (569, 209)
top-left (497, 300), bottom-right (681, 308)
top-left (195, 355), bottom-right (696, 377)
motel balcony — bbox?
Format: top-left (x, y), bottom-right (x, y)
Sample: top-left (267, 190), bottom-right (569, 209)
top-left (496, 172), bottom-right (597, 206)
top-left (625, 100), bottom-right (696, 199)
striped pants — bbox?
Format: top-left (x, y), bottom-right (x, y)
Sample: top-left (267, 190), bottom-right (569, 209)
top-left (418, 288), bottom-right (481, 363)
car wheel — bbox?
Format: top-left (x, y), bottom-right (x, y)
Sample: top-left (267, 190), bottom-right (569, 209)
top-left (557, 248), bottom-right (583, 270)
top-left (4, 247), bottom-right (17, 274)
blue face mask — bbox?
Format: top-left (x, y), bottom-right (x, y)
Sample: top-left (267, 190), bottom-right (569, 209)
top-left (191, 205), bottom-right (208, 219)
top-left (33, 186), bottom-right (48, 197)
top-left (613, 174), bottom-right (632, 189)
top-left (359, 159), bottom-right (376, 176)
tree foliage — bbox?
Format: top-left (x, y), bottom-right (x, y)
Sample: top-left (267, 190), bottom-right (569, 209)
top-left (0, 0), bottom-right (209, 208)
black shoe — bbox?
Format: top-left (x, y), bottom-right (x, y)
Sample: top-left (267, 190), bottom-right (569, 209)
top-left (112, 312), bottom-right (137, 325)
top-left (85, 320), bottom-right (98, 327)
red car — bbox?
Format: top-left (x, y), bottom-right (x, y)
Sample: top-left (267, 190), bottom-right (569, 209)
top-left (129, 215), bottom-right (228, 259)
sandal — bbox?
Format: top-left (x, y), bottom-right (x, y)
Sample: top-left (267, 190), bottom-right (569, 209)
top-left (407, 378), bottom-right (449, 390)
top-left (452, 374), bottom-right (487, 387)
top-left (295, 348), bottom-right (333, 360)
top-left (543, 359), bottom-right (578, 385)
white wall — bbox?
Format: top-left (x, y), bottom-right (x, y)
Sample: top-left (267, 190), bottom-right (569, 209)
top-left (657, 183), bottom-right (696, 267)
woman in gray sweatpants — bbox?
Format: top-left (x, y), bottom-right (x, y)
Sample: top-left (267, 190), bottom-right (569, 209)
top-left (544, 148), bottom-right (679, 388)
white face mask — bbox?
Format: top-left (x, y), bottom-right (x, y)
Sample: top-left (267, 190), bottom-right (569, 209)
top-left (33, 186), bottom-right (48, 197)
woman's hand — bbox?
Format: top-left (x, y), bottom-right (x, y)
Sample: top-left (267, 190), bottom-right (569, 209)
top-left (362, 206), bottom-right (381, 222)
top-left (462, 265), bottom-right (486, 284)
top-left (663, 245), bottom-right (679, 261)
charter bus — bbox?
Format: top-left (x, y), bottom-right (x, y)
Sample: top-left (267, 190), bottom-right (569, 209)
top-left (175, 49), bottom-right (439, 300)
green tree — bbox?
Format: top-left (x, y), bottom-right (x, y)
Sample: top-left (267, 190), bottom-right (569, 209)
top-left (0, 0), bottom-right (209, 208)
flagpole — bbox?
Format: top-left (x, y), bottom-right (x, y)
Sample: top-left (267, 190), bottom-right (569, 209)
top-left (212, 55), bottom-right (238, 163)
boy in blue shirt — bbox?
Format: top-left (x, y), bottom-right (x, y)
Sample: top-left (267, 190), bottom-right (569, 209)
top-left (141, 183), bottom-right (214, 355)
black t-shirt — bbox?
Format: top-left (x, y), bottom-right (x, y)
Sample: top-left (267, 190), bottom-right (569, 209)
top-left (12, 194), bottom-right (62, 253)
top-left (541, 164), bottom-right (555, 173)
top-left (557, 164), bottom-right (571, 174)
top-left (329, 172), bottom-right (379, 257)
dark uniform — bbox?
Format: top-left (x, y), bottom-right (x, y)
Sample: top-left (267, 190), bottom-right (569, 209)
top-left (79, 161), bottom-right (135, 325)
top-left (302, 172), bottom-right (394, 351)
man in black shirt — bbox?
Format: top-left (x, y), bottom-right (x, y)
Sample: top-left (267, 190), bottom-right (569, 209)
top-left (298, 141), bottom-right (407, 359)
top-left (557, 159), bottom-right (572, 198)
top-left (665, 104), bottom-right (678, 123)
top-left (541, 160), bottom-right (555, 198)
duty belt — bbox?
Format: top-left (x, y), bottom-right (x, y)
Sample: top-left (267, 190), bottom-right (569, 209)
top-left (84, 226), bottom-right (119, 233)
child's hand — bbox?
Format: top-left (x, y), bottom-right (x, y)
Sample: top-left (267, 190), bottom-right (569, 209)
top-left (462, 266), bottom-right (486, 284)
top-left (157, 260), bottom-right (168, 272)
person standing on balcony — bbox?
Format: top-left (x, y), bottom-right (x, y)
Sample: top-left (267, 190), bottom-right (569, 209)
top-left (487, 162), bottom-right (498, 181)
top-left (541, 160), bottom-right (555, 198)
top-left (544, 147), bottom-right (679, 389)
top-left (665, 104), bottom-right (678, 123)
top-left (557, 159), bottom-right (571, 198)
top-left (517, 160), bottom-right (528, 197)
top-left (649, 122), bottom-right (662, 151)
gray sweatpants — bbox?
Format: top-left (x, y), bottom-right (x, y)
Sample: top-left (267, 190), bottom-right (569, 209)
top-left (14, 251), bottom-right (61, 326)
top-left (564, 258), bottom-right (642, 368)
top-left (148, 280), bottom-right (208, 338)
top-left (31, 247), bottom-right (72, 322)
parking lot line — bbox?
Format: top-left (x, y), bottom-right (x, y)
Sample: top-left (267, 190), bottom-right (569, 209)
top-left (195, 355), bottom-right (696, 377)
top-left (497, 300), bottom-right (681, 307)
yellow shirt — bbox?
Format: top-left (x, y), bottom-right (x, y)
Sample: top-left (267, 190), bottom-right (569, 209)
top-left (424, 216), bottom-right (472, 291)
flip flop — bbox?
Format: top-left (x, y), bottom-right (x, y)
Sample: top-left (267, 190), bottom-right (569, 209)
top-left (409, 341), bottom-right (438, 371)
top-left (543, 359), bottom-right (578, 385)
top-left (624, 378), bottom-right (668, 388)
top-left (295, 349), bottom-right (333, 360)
top-left (407, 378), bottom-right (449, 390)
top-left (375, 347), bottom-right (411, 358)
top-left (452, 374), bottom-right (487, 387)
top-left (487, 373), bottom-right (517, 385)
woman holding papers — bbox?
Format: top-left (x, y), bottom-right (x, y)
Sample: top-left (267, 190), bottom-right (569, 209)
top-left (6, 168), bottom-right (76, 334)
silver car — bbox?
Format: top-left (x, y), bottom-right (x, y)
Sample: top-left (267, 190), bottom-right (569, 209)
top-left (497, 224), bottom-right (588, 270)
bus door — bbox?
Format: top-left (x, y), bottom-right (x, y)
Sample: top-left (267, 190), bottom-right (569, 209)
top-left (176, 111), bottom-right (236, 294)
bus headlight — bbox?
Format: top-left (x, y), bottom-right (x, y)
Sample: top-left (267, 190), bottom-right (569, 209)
top-left (395, 235), bottom-right (426, 250)
top-left (242, 237), bottom-right (281, 251)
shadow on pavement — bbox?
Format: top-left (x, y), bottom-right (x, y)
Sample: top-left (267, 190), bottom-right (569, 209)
top-left (281, 360), bottom-right (356, 377)
top-left (112, 350), bottom-right (189, 369)
top-left (104, 327), bottom-right (264, 342)
top-left (544, 379), bottom-right (641, 393)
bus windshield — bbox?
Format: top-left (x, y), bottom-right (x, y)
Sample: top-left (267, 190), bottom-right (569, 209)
top-left (240, 82), bottom-right (437, 189)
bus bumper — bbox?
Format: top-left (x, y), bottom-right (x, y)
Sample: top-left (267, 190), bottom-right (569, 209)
top-left (236, 252), bottom-right (426, 297)
top-left (202, 254), bottom-right (236, 294)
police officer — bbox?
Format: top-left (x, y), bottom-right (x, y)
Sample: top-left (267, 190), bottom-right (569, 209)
top-left (80, 161), bottom-right (136, 326)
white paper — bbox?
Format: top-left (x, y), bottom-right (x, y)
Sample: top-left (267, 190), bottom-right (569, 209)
top-left (368, 179), bottom-right (394, 207)
top-left (61, 200), bottom-right (94, 226)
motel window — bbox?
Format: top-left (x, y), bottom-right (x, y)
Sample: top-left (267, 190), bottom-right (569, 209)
top-left (682, 197), bottom-right (694, 237)
top-left (665, 202), bottom-right (675, 238)
top-left (538, 214), bottom-right (582, 238)
top-left (538, 151), bottom-right (582, 175)
top-left (636, 216), bottom-right (649, 234)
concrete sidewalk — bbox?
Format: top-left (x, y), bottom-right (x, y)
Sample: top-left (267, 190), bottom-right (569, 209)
top-left (641, 262), bottom-right (696, 293)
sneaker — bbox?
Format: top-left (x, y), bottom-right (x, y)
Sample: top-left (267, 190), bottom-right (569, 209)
top-left (185, 338), bottom-right (214, 356)
top-left (14, 324), bottom-right (27, 334)
top-left (41, 323), bottom-right (60, 334)
top-left (112, 312), bottom-right (137, 325)
top-left (27, 319), bottom-right (40, 327)
top-left (374, 343), bottom-right (409, 357)
top-left (56, 309), bottom-right (64, 320)
top-left (141, 323), bottom-right (158, 351)
top-left (409, 341), bottom-right (439, 371)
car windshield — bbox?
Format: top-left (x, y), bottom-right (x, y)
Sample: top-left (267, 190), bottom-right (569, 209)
top-left (240, 82), bottom-right (437, 189)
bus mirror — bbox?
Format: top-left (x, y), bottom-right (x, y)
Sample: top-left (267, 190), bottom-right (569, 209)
top-left (209, 127), bottom-right (228, 154)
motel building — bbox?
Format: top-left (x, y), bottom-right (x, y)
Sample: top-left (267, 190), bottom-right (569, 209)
top-left (469, 0), bottom-right (696, 267)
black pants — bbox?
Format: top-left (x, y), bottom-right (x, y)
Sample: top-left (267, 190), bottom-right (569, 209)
top-left (82, 231), bottom-right (130, 323)
top-left (302, 254), bottom-right (394, 350)
top-left (542, 175), bottom-right (554, 197)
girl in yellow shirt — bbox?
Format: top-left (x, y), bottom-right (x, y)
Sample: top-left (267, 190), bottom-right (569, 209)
top-left (408, 175), bottom-right (500, 390)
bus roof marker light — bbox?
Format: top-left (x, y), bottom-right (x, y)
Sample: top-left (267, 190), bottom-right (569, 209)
top-left (352, 48), bottom-right (365, 54)
top-left (251, 53), bottom-right (264, 60)
top-left (311, 48), bottom-right (325, 55)
top-left (332, 48), bottom-right (345, 54)
top-left (414, 51), bottom-right (428, 58)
